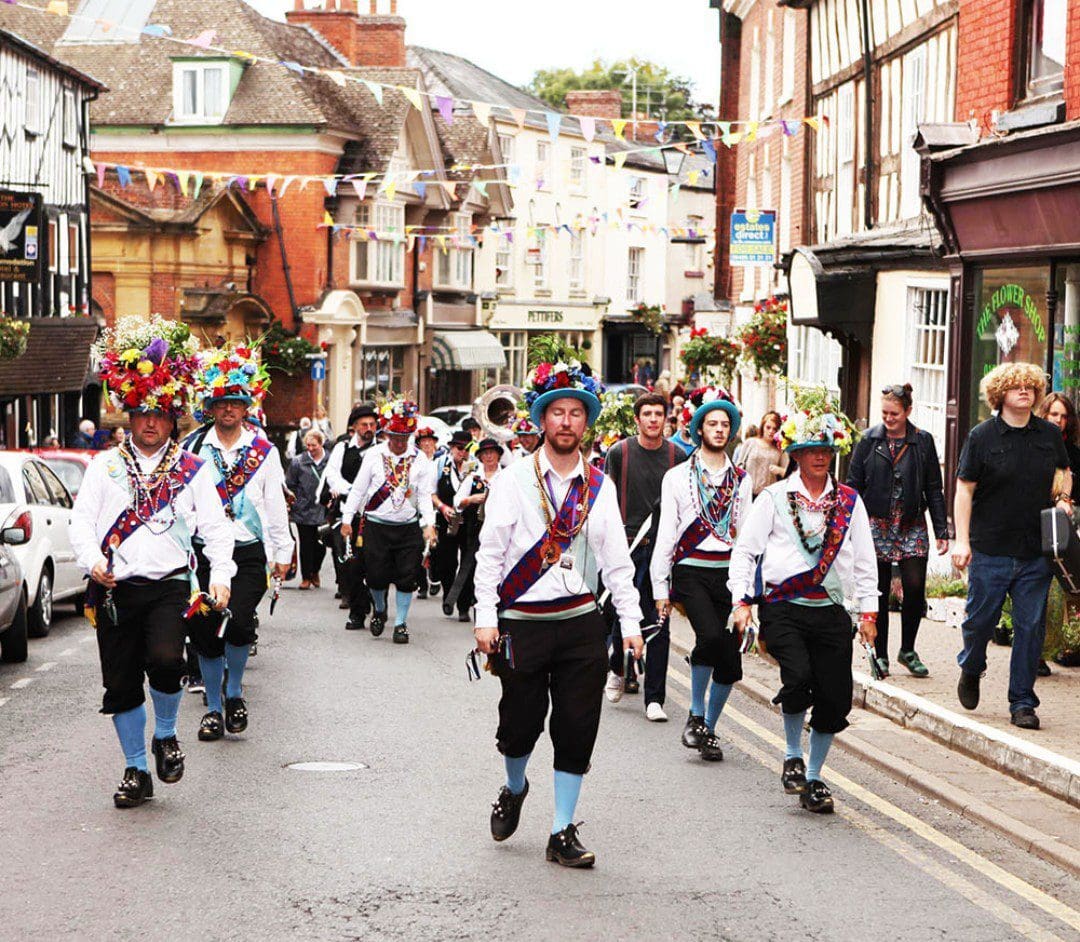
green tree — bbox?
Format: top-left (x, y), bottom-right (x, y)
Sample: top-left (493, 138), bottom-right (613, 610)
top-left (526, 58), bottom-right (715, 131)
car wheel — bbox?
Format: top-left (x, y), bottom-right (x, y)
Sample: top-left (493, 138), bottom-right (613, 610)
top-left (0, 591), bottom-right (28, 663)
top-left (28, 567), bottom-right (53, 639)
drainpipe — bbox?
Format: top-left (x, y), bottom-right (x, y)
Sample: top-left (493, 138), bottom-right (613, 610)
top-left (860, 0), bottom-right (874, 231)
top-left (269, 192), bottom-right (299, 327)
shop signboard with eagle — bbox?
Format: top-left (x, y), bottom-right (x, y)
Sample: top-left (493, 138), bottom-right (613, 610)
top-left (0, 190), bottom-right (42, 284)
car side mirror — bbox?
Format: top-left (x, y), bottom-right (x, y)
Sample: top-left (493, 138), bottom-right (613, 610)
top-left (1, 527), bottom-right (27, 546)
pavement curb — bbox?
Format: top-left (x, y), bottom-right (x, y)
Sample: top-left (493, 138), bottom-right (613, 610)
top-left (668, 634), bottom-right (1080, 878)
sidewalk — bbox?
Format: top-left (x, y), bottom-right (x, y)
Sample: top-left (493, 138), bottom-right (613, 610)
top-left (668, 610), bottom-right (1080, 808)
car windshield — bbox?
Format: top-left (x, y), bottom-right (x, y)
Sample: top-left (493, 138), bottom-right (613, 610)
top-left (42, 458), bottom-right (85, 498)
top-left (0, 466), bottom-right (13, 503)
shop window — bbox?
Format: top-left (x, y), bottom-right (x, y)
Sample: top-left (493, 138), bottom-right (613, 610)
top-left (626, 247), bottom-right (644, 303)
top-left (353, 202), bottom-right (405, 288)
top-left (359, 345), bottom-right (404, 399)
top-left (495, 231), bottom-right (514, 288)
top-left (1021, 0), bottom-right (1066, 99)
top-left (569, 230), bottom-right (585, 291)
top-left (970, 266), bottom-right (1050, 426)
top-left (907, 285), bottom-right (950, 454)
top-left (493, 330), bottom-right (528, 387)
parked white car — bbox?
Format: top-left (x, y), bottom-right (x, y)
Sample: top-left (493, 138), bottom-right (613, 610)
top-left (0, 452), bottom-right (85, 637)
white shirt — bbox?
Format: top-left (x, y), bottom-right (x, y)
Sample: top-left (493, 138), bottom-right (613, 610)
top-left (473, 448), bottom-right (643, 632)
top-left (650, 454), bottom-right (755, 601)
top-left (454, 466), bottom-right (500, 510)
top-left (324, 434), bottom-right (369, 497)
top-left (341, 441), bottom-right (436, 527)
top-left (196, 426), bottom-right (294, 565)
top-left (71, 442), bottom-right (237, 585)
top-left (727, 470), bottom-right (878, 612)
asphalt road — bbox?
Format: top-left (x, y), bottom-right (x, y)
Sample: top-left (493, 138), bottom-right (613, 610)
top-left (1, 575), bottom-right (1079, 942)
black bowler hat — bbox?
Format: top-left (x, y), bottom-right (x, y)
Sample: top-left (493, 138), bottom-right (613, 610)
top-left (449, 430), bottom-right (472, 448)
top-left (476, 437), bottom-right (504, 456)
top-left (348, 402), bottom-right (377, 425)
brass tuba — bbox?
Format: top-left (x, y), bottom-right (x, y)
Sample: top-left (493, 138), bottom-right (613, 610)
top-left (473, 384), bottom-right (521, 443)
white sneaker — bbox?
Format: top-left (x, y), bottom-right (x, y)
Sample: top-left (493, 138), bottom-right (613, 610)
top-left (645, 702), bottom-right (668, 722)
top-left (604, 672), bottom-right (624, 703)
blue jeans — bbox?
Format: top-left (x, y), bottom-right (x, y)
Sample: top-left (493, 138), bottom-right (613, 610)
top-left (958, 552), bottom-right (1050, 714)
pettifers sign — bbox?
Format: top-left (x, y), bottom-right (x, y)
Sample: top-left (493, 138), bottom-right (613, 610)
top-left (0, 191), bottom-right (42, 284)
top-left (730, 208), bottom-right (777, 268)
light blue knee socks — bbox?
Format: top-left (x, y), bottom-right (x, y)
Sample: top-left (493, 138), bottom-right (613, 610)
top-left (149, 687), bottom-right (182, 740)
top-left (112, 704), bottom-right (148, 771)
top-left (224, 643), bottom-right (249, 698)
top-left (394, 588), bottom-right (413, 627)
top-left (504, 753), bottom-right (530, 795)
top-left (199, 655), bottom-right (225, 714)
top-left (552, 770), bottom-right (583, 834)
top-left (783, 710), bottom-right (806, 760)
top-left (705, 682), bottom-right (733, 731)
top-left (690, 664), bottom-right (711, 716)
top-left (807, 729), bottom-right (835, 783)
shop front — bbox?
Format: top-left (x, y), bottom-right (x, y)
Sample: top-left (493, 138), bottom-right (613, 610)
top-left (482, 300), bottom-right (602, 389)
top-left (926, 122), bottom-right (1080, 476)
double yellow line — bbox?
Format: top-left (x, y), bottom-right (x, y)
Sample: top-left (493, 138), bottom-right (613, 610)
top-left (665, 665), bottom-right (1080, 941)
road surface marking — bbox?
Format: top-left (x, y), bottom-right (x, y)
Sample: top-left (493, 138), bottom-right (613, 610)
top-left (0, 697), bottom-right (7, 707)
top-left (10, 677), bottom-right (34, 689)
top-left (666, 667), bottom-right (1080, 936)
top-left (58, 648), bottom-right (75, 657)
top-left (35, 661), bottom-right (56, 673)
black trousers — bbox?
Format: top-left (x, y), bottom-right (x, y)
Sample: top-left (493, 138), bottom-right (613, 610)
top-left (96, 579), bottom-right (190, 714)
top-left (296, 523), bottom-right (327, 581)
top-left (494, 611), bottom-right (609, 775)
top-left (336, 514), bottom-right (371, 621)
top-left (433, 522), bottom-right (466, 605)
top-left (759, 601), bottom-right (853, 734)
top-left (363, 519), bottom-right (423, 592)
top-left (605, 541), bottom-right (668, 705)
top-left (190, 542), bottom-right (267, 657)
top-left (875, 556), bottom-right (928, 657)
top-left (671, 564), bottom-right (742, 684)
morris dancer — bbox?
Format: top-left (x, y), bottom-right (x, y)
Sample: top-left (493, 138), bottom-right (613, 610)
top-left (434, 430), bottom-right (472, 617)
top-left (340, 399), bottom-right (436, 644)
top-left (729, 392), bottom-right (877, 814)
top-left (474, 360), bottom-right (644, 868)
top-left (70, 317), bottom-right (234, 808)
top-left (651, 387), bottom-right (753, 760)
top-left (505, 416), bottom-right (541, 464)
top-left (183, 346), bottom-right (292, 742)
top-left (447, 436), bottom-right (502, 621)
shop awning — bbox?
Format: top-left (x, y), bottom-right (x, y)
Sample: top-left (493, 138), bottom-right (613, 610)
top-left (0, 318), bottom-right (98, 396)
top-left (431, 330), bottom-right (506, 371)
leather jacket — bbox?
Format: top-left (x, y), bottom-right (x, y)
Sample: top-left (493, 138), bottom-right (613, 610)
top-left (847, 423), bottom-right (949, 539)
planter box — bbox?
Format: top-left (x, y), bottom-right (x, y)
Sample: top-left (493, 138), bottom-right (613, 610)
top-left (926, 597), bottom-right (965, 627)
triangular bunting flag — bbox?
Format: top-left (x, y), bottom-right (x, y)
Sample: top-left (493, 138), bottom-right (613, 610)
top-left (141, 24), bottom-right (172, 37)
top-left (186, 29), bottom-right (216, 49)
top-left (116, 165), bottom-right (131, 188)
top-left (804, 116), bottom-right (821, 132)
top-left (702, 140), bottom-right (717, 162)
top-left (322, 211), bottom-right (334, 228)
top-left (613, 152), bottom-right (627, 171)
top-left (176, 170), bottom-right (190, 196)
top-left (279, 176), bottom-right (297, 197)
top-left (351, 179), bottom-right (368, 201)
top-left (401, 86), bottom-right (423, 111)
top-left (95, 163), bottom-right (106, 187)
top-left (265, 174), bottom-right (278, 197)
top-left (323, 177), bottom-right (338, 197)
top-left (281, 61), bottom-right (306, 76)
top-left (472, 180), bottom-right (488, 198)
top-left (440, 180), bottom-right (458, 199)
top-left (510, 108), bottom-right (527, 130)
top-left (612, 119), bottom-right (628, 140)
top-left (44, 1), bottom-right (68, 15)
top-left (744, 121), bottom-right (759, 143)
top-left (326, 70), bottom-right (346, 88)
top-left (145, 169), bottom-right (159, 192)
top-left (192, 172), bottom-right (204, 200)
top-left (472, 100), bottom-right (492, 126)
top-left (579, 116), bottom-right (595, 143)
top-left (688, 170), bottom-right (700, 186)
top-left (363, 80), bottom-right (384, 107)
top-left (545, 112), bottom-right (561, 142)
top-left (686, 121), bottom-right (704, 141)
top-left (385, 180), bottom-right (397, 200)
top-left (436, 95), bottom-right (454, 124)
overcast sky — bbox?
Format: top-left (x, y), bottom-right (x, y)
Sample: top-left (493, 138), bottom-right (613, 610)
top-left (248, 0), bottom-right (723, 109)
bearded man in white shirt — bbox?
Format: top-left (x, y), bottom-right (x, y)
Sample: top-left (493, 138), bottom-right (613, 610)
top-left (651, 387), bottom-right (754, 762)
top-left (340, 400), bottom-right (436, 644)
top-left (71, 320), bottom-right (235, 809)
top-left (183, 346), bottom-right (293, 743)
top-left (729, 392), bottom-right (877, 815)
top-left (472, 361), bottom-right (644, 869)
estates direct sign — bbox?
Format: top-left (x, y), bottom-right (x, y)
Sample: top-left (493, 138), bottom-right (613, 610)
top-left (730, 208), bottom-right (777, 268)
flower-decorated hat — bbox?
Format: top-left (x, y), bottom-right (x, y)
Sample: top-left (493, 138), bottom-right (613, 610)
top-left (523, 359), bottom-right (603, 427)
top-left (95, 314), bottom-right (200, 417)
top-left (415, 426), bottom-right (438, 442)
top-left (511, 415), bottom-right (541, 436)
top-left (194, 344), bottom-right (271, 421)
top-left (777, 385), bottom-right (857, 455)
top-left (377, 396), bottom-right (420, 436)
top-left (685, 385), bottom-right (742, 444)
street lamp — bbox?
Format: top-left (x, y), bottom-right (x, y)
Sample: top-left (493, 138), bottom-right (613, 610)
top-left (662, 148), bottom-right (686, 178)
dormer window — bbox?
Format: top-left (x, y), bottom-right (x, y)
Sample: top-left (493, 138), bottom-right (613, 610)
top-left (172, 60), bottom-right (232, 124)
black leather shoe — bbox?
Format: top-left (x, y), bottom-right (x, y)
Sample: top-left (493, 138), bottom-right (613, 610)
top-left (198, 711), bottom-right (224, 741)
top-left (338, 598), bottom-right (350, 610)
top-left (957, 670), bottom-right (981, 710)
top-left (1037, 659), bottom-right (1052, 677)
top-left (225, 697), bottom-right (248, 734)
top-left (681, 713), bottom-right (706, 749)
top-left (113, 767), bottom-right (153, 808)
top-left (781, 757), bottom-right (808, 795)
top-left (800, 779), bottom-right (834, 814)
top-left (545, 823), bottom-right (595, 868)
top-left (490, 780), bottom-right (529, 841)
top-left (1011, 707), bottom-right (1040, 730)
top-left (458, 611), bottom-right (471, 623)
top-left (151, 736), bottom-right (185, 784)
top-left (698, 730), bottom-right (724, 761)
top-left (624, 675), bottom-right (640, 694)
top-left (345, 618), bottom-right (363, 631)
top-left (442, 601), bottom-right (453, 617)
top-left (416, 588), bottom-right (428, 600)
top-left (369, 611), bottom-right (386, 637)
top-left (393, 623), bottom-right (409, 644)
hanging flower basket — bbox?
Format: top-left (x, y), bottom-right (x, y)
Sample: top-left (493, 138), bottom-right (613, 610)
top-left (0, 317), bottom-right (30, 360)
top-left (588, 391), bottom-right (638, 453)
top-left (630, 302), bottom-right (665, 335)
top-left (738, 296), bottom-right (788, 379)
top-left (679, 327), bottom-right (740, 385)
top-left (259, 320), bottom-right (321, 375)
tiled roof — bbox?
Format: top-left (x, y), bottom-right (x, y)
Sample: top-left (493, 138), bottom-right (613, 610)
top-left (0, 319), bottom-right (98, 394)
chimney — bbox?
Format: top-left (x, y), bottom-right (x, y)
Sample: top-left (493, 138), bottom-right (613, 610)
top-left (285, 0), bottom-right (405, 68)
top-left (630, 113), bottom-right (660, 142)
top-left (565, 89), bottom-right (622, 120)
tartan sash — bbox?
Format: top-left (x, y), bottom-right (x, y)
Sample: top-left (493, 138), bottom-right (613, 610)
top-left (498, 465), bottom-right (605, 611)
top-left (210, 436), bottom-right (272, 512)
top-left (765, 483), bottom-right (858, 604)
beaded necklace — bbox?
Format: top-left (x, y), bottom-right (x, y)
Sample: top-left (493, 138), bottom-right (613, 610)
top-left (787, 474), bottom-right (840, 554)
top-left (118, 439), bottom-right (185, 534)
top-left (532, 451), bottom-right (592, 565)
top-left (689, 453), bottom-right (739, 541)
top-left (208, 442), bottom-right (252, 520)
top-left (382, 451), bottom-right (415, 510)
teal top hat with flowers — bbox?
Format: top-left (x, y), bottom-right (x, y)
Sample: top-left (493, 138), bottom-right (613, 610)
top-left (777, 385), bottom-right (857, 455)
top-left (523, 359), bottom-right (604, 428)
top-left (193, 344), bottom-right (271, 422)
top-left (685, 385), bottom-right (742, 445)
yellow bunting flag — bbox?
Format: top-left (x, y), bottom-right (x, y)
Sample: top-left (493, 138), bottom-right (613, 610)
top-left (435, 235), bottom-right (447, 253)
top-left (686, 121), bottom-right (704, 141)
top-left (804, 116), bottom-right (821, 132)
top-left (401, 86), bottom-right (423, 112)
top-left (510, 108), bottom-right (527, 130)
top-left (472, 101), bottom-right (492, 126)
top-left (322, 211), bottom-right (334, 227)
top-left (384, 180), bottom-right (397, 200)
top-left (176, 171), bottom-right (190, 196)
top-left (45, 0), bottom-right (68, 14)
top-left (613, 152), bottom-right (627, 171)
top-left (744, 121), bottom-right (759, 143)
top-left (612, 119), bottom-right (628, 140)
top-left (688, 170), bottom-right (700, 186)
